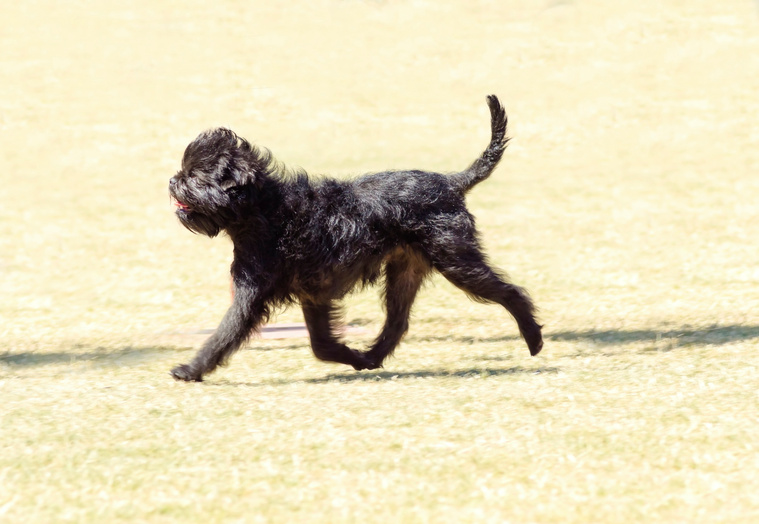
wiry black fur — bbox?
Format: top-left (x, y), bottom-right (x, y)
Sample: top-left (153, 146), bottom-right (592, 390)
top-left (168, 95), bottom-right (543, 382)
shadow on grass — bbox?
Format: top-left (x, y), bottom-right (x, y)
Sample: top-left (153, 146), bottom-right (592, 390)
top-left (209, 366), bottom-right (560, 387)
top-left (549, 325), bottom-right (759, 347)
top-left (0, 346), bottom-right (169, 368)
top-left (408, 324), bottom-right (759, 348)
top-left (5, 325), bottom-right (756, 370)
top-left (303, 366), bottom-right (560, 383)
top-left (0, 340), bottom-right (307, 369)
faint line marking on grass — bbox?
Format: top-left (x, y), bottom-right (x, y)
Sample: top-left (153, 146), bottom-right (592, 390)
top-left (170, 323), bottom-right (370, 339)
top-left (407, 334), bottom-right (521, 344)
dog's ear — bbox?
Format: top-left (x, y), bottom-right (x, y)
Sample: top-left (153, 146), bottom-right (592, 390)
top-left (225, 135), bottom-right (271, 190)
top-left (220, 177), bottom-right (242, 191)
top-left (183, 128), bottom-right (272, 192)
top-left (220, 157), bottom-right (258, 191)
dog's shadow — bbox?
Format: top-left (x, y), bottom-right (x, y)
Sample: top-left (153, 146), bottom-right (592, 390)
top-left (548, 325), bottom-right (759, 346)
top-left (407, 324), bottom-right (759, 349)
top-left (210, 365), bottom-right (560, 387)
top-left (5, 324), bottom-right (757, 374)
top-left (308, 366), bottom-right (560, 383)
top-left (0, 346), bottom-right (165, 368)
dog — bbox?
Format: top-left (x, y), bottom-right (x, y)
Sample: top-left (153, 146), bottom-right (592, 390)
top-left (169, 95), bottom-right (543, 382)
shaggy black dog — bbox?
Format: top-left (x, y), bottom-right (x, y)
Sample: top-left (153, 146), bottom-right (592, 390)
top-left (169, 95), bottom-right (542, 382)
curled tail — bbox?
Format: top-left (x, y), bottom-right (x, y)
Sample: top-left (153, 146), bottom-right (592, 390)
top-left (450, 95), bottom-right (510, 193)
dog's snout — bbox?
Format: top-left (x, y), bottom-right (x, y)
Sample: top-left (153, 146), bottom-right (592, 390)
top-left (169, 176), bottom-right (178, 187)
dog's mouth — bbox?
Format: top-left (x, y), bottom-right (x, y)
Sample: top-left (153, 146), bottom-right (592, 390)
top-left (173, 199), bottom-right (190, 212)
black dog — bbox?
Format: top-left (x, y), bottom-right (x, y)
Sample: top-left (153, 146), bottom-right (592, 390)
top-left (169, 95), bottom-right (542, 382)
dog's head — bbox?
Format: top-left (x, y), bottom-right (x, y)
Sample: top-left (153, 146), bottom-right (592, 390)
top-left (169, 128), bottom-right (271, 237)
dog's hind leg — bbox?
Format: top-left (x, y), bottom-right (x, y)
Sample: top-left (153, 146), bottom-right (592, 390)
top-left (170, 285), bottom-right (269, 382)
top-left (429, 242), bottom-right (543, 356)
top-left (364, 247), bottom-right (430, 369)
top-left (302, 301), bottom-right (372, 370)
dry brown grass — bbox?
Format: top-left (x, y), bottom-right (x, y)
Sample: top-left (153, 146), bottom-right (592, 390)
top-left (2, 0), bottom-right (759, 522)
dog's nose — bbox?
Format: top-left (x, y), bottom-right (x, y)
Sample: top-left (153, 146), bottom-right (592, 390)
top-left (169, 176), bottom-right (177, 187)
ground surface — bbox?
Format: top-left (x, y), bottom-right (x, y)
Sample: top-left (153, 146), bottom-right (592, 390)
top-left (2, 0), bottom-right (759, 522)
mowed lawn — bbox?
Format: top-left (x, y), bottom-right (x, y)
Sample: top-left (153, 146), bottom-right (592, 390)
top-left (2, 0), bottom-right (758, 522)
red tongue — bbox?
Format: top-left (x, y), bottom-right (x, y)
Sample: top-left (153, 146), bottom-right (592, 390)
top-left (175, 201), bottom-right (188, 210)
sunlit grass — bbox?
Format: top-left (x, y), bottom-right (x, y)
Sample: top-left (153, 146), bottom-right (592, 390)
top-left (2, 0), bottom-right (759, 522)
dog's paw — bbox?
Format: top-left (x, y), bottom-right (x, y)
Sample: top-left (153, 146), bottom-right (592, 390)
top-left (349, 353), bottom-right (373, 371)
top-left (522, 324), bottom-right (544, 356)
top-left (354, 351), bottom-right (384, 371)
top-left (170, 364), bottom-right (203, 382)
top-left (347, 350), bottom-right (380, 371)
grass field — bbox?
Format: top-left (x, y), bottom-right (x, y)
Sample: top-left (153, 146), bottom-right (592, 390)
top-left (2, 0), bottom-right (759, 521)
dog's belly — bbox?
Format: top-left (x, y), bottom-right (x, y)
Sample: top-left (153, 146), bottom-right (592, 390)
top-left (286, 255), bottom-right (385, 303)
top-left (286, 243), bottom-right (429, 304)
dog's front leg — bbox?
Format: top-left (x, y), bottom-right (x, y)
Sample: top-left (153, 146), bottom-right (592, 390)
top-left (171, 285), bottom-right (269, 382)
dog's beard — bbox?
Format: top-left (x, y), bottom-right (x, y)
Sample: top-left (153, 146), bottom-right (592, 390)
top-left (175, 206), bottom-right (223, 237)
top-left (170, 193), bottom-right (224, 237)
top-left (170, 177), bottom-right (235, 237)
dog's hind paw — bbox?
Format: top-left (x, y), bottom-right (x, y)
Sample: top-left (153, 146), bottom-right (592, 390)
top-left (522, 323), bottom-right (544, 356)
top-left (349, 356), bottom-right (373, 371)
top-left (170, 364), bottom-right (203, 382)
top-left (347, 350), bottom-right (380, 371)
top-left (355, 352), bottom-right (384, 371)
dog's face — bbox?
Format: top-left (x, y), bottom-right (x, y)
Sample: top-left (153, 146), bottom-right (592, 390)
top-left (169, 128), bottom-right (269, 237)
